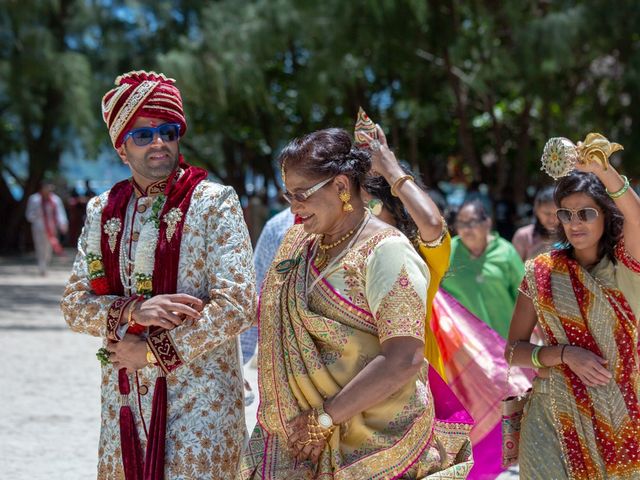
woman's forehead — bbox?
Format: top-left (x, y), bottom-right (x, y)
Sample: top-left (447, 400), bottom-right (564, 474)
top-left (284, 169), bottom-right (322, 191)
top-left (560, 192), bottom-right (598, 209)
top-left (458, 204), bottom-right (483, 219)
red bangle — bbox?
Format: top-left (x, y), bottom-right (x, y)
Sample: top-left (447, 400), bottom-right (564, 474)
top-left (560, 345), bottom-right (567, 364)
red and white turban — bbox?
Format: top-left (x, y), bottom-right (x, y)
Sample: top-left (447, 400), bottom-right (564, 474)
top-left (101, 70), bottom-right (187, 148)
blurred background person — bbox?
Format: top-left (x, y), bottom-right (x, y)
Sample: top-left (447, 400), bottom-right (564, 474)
top-left (494, 186), bottom-right (518, 241)
top-left (65, 187), bottom-right (88, 247)
top-left (441, 199), bottom-right (524, 339)
top-left (25, 181), bottom-right (68, 275)
top-left (512, 186), bottom-right (558, 261)
top-left (239, 204), bottom-right (295, 405)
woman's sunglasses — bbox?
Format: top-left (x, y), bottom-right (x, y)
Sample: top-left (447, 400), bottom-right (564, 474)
top-left (123, 123), bottom-right (181, 147)
top-left (556, 207), bottom-right (599, 224)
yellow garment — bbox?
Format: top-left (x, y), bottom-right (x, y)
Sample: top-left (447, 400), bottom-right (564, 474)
top-left (240, 226), bottom-right (473, 479)
top-left (417, 232), bottom-right (451, 380)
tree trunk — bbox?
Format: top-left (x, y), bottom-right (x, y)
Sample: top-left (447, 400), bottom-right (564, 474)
top-left (513, 100), bottom-right (533, 204)
top-left (443, 49), bottom-right (481, 180)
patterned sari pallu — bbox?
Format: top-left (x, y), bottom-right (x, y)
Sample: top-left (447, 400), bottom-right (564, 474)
top-left (523, 247), bottom-right (640, 480)
top-left (240, 226), bottom-right (473, 479)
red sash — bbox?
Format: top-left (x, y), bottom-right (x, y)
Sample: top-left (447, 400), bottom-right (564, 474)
top-left (100, 158), bottom-right (207, 480)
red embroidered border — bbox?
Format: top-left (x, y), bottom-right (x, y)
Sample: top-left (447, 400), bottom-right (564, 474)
top-left (106, 297), bottom-right (129, 340)
top-left (106, 296), bottom-right (144, 340)
top-left (147, 330), bottom-right (183, 374)
top-left (615, 239), bottom-right (640, 273)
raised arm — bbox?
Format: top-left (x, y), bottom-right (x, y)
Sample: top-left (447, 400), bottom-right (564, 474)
top-left (577, 160), bottom-right (640, 260)
top-left (363, 126), bottom-right (445, 242)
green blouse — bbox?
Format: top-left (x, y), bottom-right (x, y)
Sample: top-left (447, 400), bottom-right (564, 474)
top-left (441, 234), bottom-right (524, 338)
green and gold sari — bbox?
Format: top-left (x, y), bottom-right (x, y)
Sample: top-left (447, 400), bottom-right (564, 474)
top-left (240, 225), bottom-right (473, 479)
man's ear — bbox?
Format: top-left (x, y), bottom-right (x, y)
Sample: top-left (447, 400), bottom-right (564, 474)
top-left (116, 145), bottom-right (128, 165)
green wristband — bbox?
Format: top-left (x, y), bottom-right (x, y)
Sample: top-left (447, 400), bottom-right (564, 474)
top-left (531, 346), bottom-right (544, 368)
top-left (607, 175), bottom-right (630, 199)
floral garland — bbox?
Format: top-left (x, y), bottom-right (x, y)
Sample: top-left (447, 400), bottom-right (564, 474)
top-left (85, 193), bottom-right (174, 298)
top-left (86, 210), bottom-right (111, 296)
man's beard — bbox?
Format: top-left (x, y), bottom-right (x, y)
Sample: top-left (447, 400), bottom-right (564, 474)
top-left (141, 147), bottom-right (179, 180)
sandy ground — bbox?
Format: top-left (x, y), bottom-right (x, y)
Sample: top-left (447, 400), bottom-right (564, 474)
top-left (0, 252), bottom-right (516, 479)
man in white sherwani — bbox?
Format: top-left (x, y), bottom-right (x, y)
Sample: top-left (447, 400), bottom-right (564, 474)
top-left (60, 70), bottom-right (257, 480)
top-left (25, 182), bottom-right (68, 275)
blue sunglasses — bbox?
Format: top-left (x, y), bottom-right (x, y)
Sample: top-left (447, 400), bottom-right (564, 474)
top-left (123, 123), bottom-right (181, 146)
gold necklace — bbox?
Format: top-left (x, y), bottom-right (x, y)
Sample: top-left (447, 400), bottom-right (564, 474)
top-left (314, 214), bottom-right (366, 270)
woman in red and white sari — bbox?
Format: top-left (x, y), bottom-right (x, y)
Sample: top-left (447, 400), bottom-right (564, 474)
top-left (507, 140), bottom-right (640, 479)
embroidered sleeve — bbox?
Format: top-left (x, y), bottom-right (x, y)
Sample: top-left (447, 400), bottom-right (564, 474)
top-left (615, 238), bottom-right (640, 274)
top-left (518, 259), bottom-right (535, 299)
top-left (60, 194), bottom-right (124, 338)
top-left (147, 329), bottom-right (184, 374)
top-left (167, 186), bottom-right (257, 367)
top-left (366, 237), bottom-right (429, 343)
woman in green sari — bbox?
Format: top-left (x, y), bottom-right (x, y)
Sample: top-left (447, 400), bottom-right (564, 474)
top-left (507, 137), bottom-right (640, 479)
top-left (240, 128), bottom-right (473, 479)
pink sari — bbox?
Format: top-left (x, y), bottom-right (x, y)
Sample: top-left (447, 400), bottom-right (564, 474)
top-left (432, 290), bottom-right (534, 479)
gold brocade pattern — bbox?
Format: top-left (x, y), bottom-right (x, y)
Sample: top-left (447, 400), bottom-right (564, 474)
top-left (61, 181), bottom-right (256, 480)
top-left (240, 226), bottom-right (472, 479)
top-left (376, 265), bottom-right (425, 342)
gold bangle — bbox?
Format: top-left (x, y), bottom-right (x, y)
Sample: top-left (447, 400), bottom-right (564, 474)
top-left (390, 174), bottom-right (414, 197)
top-left (415, 218), bottom-right (448, 249)
top-left (606, 175), bottom-right (630, 199)
top-left (307, 409), bottom-right (335, 443)
top-left (146, 346), bottom-right (158, 365)
top-left (127, 298), bottom-right (139, 328)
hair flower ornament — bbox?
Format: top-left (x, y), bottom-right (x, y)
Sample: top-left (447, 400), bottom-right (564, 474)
top-left (540, 133), bottom-right (623, 180)
top-left (576, 133), bottom-right (623, 170)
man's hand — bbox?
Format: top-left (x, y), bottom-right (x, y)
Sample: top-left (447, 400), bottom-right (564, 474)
top-left (131, 293), bottom-right (204, 330)
top-left (106, 334), bottom-right (149, 373)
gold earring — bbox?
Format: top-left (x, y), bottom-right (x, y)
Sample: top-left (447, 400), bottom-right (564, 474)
top-left (339, 191), bottom-right (353, 212)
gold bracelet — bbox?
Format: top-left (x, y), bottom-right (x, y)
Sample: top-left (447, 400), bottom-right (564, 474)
top-left (606, 175), bottom-right (630, 199)
top-left (390, 174), bottom-right (414, 197)
top-left (415, 218), bottom-right (448, 249)
top-left (127, 297), bottom-right (141, 328)
top-left (306, 409), bottom-right (335, 443)
top-left (146, 345), bottom-right (158, 365)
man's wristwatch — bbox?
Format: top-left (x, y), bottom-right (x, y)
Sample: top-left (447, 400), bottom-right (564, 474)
top-left (317, 405), bottom-right (334, 430)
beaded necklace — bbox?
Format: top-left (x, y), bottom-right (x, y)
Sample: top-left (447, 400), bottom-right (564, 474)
top-left (314, 212), bottom-right (368, 270)
top-left (306, 211), bottom-right (371, 297)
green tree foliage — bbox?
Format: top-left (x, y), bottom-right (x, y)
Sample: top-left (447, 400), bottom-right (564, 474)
top-left (2, 0), bottom-right (639, 250)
